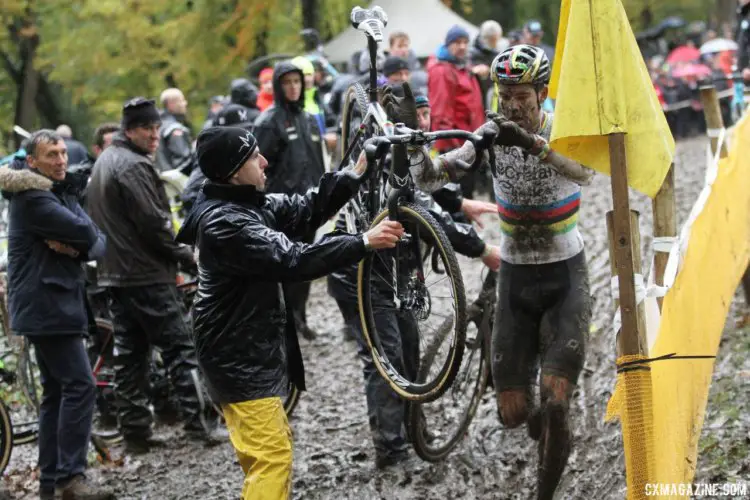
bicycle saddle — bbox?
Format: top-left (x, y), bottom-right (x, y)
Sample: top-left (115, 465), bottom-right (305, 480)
top-left (350, 6), bottom-right (388, 42)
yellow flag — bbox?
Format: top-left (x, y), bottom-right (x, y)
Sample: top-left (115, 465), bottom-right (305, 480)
top-left (549, 0), bottom-right (675, 198)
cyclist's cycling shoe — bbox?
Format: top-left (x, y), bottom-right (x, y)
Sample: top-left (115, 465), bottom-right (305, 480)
top-left (55, 475), bottom-right (115, 500)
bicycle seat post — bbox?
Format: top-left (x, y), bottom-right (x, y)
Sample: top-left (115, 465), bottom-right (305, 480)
top-left (367, 36), bottom-right (379, 104)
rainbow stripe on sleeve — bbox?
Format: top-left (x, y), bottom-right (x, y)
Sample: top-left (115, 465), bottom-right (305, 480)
top-left (497, 192), bottom-right (580, 235)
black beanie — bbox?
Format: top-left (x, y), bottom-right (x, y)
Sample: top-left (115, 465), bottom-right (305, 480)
top-left (121, 97), bottom-right (161, 130)
top-left (383, 56), bottom-right (410, 77)
top-left (197, 126), bottom-right (258, 182)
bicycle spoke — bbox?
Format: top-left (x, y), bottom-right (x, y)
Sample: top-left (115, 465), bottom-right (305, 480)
top-left (425, 274), bottom-right (450, 289)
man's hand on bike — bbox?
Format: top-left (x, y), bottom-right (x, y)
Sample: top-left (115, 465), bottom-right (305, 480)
top-left (351, 150), bottom-right (368, 177)
top-left (381, 82), bottom-right (418, 129)
top-left (364, 220), bottom-right (405, 250)
top-left (461, 199), bottom-right (498, 229)
top-left (481, 244), bottom-right (501, 272)
top-left (486, 112), bottom-right (537, 150)
top-left (45, 240), bottom-right (80, 258)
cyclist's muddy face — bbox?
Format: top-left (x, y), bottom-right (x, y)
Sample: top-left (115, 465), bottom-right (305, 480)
top-left (497, 83), bottom-right (548, 133)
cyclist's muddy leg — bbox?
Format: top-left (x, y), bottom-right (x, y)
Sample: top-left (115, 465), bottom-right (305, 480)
top-left (491, 262), bottom-right (540, 428)
top-left (537, 375), bottom-right (573, 500)
top-left (497, 388), bottom-right (533, 428)
top-left (536, 251), bottom-right (590, 500)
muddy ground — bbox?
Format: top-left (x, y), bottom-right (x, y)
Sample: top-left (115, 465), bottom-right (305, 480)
top-left (3, 135), bottom-right (749, 499)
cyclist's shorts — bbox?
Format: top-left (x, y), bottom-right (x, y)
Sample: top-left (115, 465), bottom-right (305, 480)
top-left (222, 397), bottom-right (293, 500)
top-left (491, 251), bottom-right (591, 391)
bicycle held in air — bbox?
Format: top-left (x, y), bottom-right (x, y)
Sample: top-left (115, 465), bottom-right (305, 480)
top-left (338, 6), bottom-right (498, 403)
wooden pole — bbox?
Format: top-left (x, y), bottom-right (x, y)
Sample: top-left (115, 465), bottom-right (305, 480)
top-left (607, 209), bottom-right (648, 355)
top-left (607, 133), bottom-right (647, 357)
top-left (606, 134), bottom-right (653, 496)
top-left (651, 164), bottom-right (676, 311)
top-left (699, 85), bottom-right (728, 159)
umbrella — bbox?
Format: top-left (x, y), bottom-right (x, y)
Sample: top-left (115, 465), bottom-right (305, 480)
top-left (700, 38), bottom-right (738, 55)
top-left (671, 64), bottom-right (712, 79)
top-left (667, 45), bottom-right (701, 64)
top-left (660, 16), bottom-right (686, 30)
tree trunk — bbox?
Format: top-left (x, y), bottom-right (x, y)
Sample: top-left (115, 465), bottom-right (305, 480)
top-left (13, 30), bottom-right (40, 148)
top-left (301, 0), bottom-right (318, 31)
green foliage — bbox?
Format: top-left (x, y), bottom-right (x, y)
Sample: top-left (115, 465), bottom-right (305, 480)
top-left (0, 0), bottom-right (738, 147)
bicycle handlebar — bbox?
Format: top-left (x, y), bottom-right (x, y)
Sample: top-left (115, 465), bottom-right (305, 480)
top-left (363, 125), bottom-right (498, 173)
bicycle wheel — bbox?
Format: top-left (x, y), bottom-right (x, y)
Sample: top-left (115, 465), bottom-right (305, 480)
top-left (340, 83), bottom-right (369, 164)
top-left (406, 286), bottom-right (494, 461)
top-left (17, 339), bottom-right (40, 414)
top-left (89, 319), bottom-right (119, 430)
top-left (11, 339), bottom-right (40, 445)
top-left (357, 203), bottom-right (467, 402)
top-left (283, 381), bottom-right (301, 417)
top-left (339, 84), bottom-right (386, 235)
top-left (0, 399), bottom-right (13, 475)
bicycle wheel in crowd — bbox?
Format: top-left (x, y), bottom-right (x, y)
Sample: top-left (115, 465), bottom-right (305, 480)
top-left (88, 318), bottom-right (120, 436)
top-left (407, 271), bottom-right (497, 461)
top-left (0, 399), bottom-right (12, 475)
top-left (339, 83), bottom-right (369, 166)
top-left (357, 203), bottom-right (466, 402)
top-left (283, 381), bottom-right (301, 417)
top-left (10, 340), bottom-right (40, 445)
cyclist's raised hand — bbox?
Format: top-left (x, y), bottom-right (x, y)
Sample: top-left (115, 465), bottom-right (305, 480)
top-left (486, 111), bottom-right (536, 150)
top-left (364, 220), bottom-right (405, 250)
top-left (381, 82), bottom-right (418, 129)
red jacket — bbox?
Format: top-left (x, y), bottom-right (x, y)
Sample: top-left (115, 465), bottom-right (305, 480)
top-left (427, 57), bottom-right (485, 152)
top-left (257, 91), bottom-right (274, 112)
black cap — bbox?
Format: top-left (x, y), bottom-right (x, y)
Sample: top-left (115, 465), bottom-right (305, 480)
top-left (121, 97), bottom-right (161, 130)
top-left (196, 126), bottom-right (258, 182)
top-left (213, 104), bottom-right (254, 129)
top-left (383, 56), bottom-right (410, 77)
top-left (230, 78), bottom-right (259, 108)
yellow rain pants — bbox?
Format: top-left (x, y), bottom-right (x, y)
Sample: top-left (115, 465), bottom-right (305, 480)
top-left (222, 397), bottom-right (293, 500)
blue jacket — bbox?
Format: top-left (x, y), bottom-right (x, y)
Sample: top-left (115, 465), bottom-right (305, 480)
top-left (0, 166), bottom-right (105, 336)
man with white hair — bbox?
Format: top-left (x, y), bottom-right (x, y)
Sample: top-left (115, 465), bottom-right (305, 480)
top-left (471, 20), bottom-right (508, 68)
top-left (471, 20), bottom-right (509, 112)
top-left (155, 87), bottom-right (196, 174)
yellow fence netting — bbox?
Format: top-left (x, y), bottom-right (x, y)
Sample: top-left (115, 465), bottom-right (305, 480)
top-left (606, 113), bottom-right (750, 498)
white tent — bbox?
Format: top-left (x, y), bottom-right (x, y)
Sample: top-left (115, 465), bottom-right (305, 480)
top-left (324, 0), bottom-right (479, 64)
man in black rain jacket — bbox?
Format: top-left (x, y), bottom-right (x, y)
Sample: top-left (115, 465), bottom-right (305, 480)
top-left (176, 126), bottom-right (403, 499)
top-left (254, 60), bottom-right (328, 341)
top-left (87, 98), bottom-right (217, 453)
